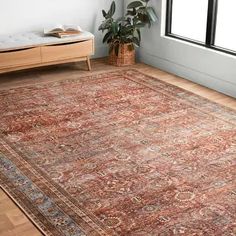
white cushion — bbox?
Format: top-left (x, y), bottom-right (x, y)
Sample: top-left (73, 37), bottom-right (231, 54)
top-left (0, 31), bottom-right (94, 52)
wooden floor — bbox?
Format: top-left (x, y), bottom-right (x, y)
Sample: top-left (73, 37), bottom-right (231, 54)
top-left (0, 58), bottom-right (235, 236)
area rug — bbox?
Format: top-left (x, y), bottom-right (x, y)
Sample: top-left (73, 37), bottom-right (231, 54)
top-left (0, 69), bottom-right (236, 236)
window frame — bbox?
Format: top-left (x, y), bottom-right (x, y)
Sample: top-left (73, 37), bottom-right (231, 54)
top-left (165, 0), bottom-right (236, 56)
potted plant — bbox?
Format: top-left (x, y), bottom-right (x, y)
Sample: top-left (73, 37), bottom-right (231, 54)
top-left (99, 0), bottom-right (158, 66)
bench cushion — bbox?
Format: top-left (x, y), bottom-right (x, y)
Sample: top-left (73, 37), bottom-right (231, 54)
top-left (0, 31), bottom-right (94, 52)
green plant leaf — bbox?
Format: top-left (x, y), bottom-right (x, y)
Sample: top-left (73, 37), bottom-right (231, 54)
top-left (98, 23), bottom-right (105, 31)
top-left (135, 22), bottom-right (146, 28)
top-left (127, 1), bottom-right (143, 9)
top-left (126, 9), bottom-right (136, 16)
top-left (137, 12), bottom-right (150, 24)
top-left (108, 1), bottom-right (116, 17)
top-left (102, 10), bottom-right (107, 18)
top-left (103, 31), bottom-right (112, 43)
top-left (132, 36), bottom-right (140, 46)
top-left (98, 18), bottom-right (113, 31)
top-left (137, 6), bottom-right (146, 14)
top-left (100, 0), bottom-right (157, 50)
top-left (136, 29), bottom-right (141, 41)
top-left (124, 25), bottom-right (133, 31)
top-left (111, 22), bottom-right (119, 34)
top-left (146, 7), bottom-right (158, 22)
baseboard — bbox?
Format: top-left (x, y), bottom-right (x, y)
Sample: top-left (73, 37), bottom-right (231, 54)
top-left (139, 48), bottom-right (236, 98)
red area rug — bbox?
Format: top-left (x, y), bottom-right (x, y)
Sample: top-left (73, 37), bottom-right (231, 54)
top-left (0, 69), bottom-right (236, 236)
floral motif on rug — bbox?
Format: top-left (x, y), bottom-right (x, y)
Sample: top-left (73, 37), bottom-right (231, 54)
top-left (0, 69), bottom-right (236, 236)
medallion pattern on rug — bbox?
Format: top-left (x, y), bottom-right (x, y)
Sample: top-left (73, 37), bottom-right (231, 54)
top-left (0, 69), bottom-right (236, 236)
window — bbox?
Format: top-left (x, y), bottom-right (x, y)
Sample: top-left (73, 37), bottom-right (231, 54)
top-left (166, 0), bottom-right (236, 56)
top-left (171, 0), bottom-right (208, 42)
top-left (215, 0), bottom-right (236, 52)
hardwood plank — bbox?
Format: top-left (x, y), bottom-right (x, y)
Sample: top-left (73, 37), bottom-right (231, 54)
top-left (0, 190), bottom-right (42, 235)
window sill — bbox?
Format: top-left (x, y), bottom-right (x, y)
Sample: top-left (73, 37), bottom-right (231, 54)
top-left (163, 33), bottom-right (236, 58)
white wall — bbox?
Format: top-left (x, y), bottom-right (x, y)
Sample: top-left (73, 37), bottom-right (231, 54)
top-left (0, 0), bottom-right (123, 58)
top-left (137, 0), bottom-right (236, 98)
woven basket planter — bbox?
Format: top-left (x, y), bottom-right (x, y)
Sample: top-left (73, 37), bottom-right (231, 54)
top-left (108, 43), bottom-right (135, 67)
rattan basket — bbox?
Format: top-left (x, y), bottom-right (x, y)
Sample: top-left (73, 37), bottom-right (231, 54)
top-left (108, 43), bottom-right (135, 67)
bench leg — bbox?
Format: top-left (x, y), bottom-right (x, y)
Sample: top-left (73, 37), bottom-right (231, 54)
top-left (86, 56), bottom-right (91, 71)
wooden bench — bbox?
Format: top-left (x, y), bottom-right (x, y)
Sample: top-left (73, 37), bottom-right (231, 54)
top-left (0, 31), bottom-right (94, 73)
